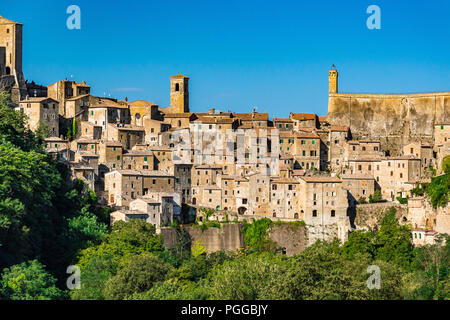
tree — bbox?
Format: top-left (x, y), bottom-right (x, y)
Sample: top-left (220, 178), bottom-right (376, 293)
top-left (207, 253), bottom-right (287, 300)
top-left (103, 254), bottom-right (172, 300)
top-left (0, 260), bottom-right (67, 300)
top-left (405, 235), bottom-right (450, 300)
top-left (70, 254), bottom-right (118, 300)
top-left (369, 190), bottom-right (382, 203)
top-left (443, 156), bottom-right (450, 174)
top-left (373, 208), bottom-right (414, 270)
top-left (242, 218), bottom-right (277, 252)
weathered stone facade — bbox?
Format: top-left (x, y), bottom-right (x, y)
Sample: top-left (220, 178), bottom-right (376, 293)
top-left (327, 68), bottom-right (450, 154)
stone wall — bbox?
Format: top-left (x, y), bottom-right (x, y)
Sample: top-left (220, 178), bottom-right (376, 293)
top-left (161, 222), bottom-right (308, 256)
top-left (353, 202), bottom-right (407, 230)
top-left (327, 92), bottom-right (450, 154)
top-left (268, 223), bottom-right (307, 256)
top-left (161, 223), bottom-right (245, 253)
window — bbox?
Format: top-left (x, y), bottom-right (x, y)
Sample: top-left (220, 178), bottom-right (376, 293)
top-left (144, 156), bottom-right (147, 162)
top-left (331, 210), bottom-right (335, 217)
top-left (175, 83), bottom-right (180, 91)
top-left (312, 140), bottom-right (315, 145)
top-left (117, 155), bottom-right (120, 160)
top-left (312, 210), bottom-right (317, 217)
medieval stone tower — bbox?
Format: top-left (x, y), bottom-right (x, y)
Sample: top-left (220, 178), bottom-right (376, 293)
top-left (0, 15), bottom-right (27, 104)
top-left (170, 74), bottom-right (189, 113)
top-left (328, 65), bottom-right (338, 94)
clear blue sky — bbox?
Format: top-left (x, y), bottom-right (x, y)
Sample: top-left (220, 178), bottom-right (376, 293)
top-left (2, 0), bottom-right (450, 117)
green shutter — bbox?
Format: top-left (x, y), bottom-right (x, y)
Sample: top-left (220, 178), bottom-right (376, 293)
top-left (144, 156), bottom-right (147, 162)
top-left (117, 155), bottom-right (120, 160)
top-left (312, 140), bottom-right (315, 145)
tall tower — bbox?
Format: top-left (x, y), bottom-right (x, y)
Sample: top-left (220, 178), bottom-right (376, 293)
top-left (0, 15), bottom-right (27, 104)
top-left (170, 75), bottom-right (189, 113)
top-left (328, 64), bottom-right (338, 94)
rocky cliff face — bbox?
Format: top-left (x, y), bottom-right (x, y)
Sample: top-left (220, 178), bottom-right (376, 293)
top-left (328, 92), bottom-right (450, 154)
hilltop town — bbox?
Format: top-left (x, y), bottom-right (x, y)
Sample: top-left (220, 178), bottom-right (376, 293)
top-left (1, 14), bottom-right (449, 250)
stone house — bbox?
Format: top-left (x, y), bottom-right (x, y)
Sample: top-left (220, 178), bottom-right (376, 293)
top-left (269, 177), bottom-right (301, 219)
top-left (289, 113), bottom-right (319, 130)
top-left (341, 173), bottom-right (375, 206)
top-left (104, 169), bottom-right (175, 208)
top-left (107, 124), bottom-right (145, 150)
top-left (122, 150), bottom-right (154, 170)
top-left (273, 117), bottom-right (294, 131)
top-left (402, 142), bottom-right (434, 175)
top-left (298, 176), bottom-right (350, 243)
top-left (19, 97), bottom-right (59, 136)
top-left (328, 125), bottom-right (350, 170)
top-left (44, 137), bottom-right (70, 161)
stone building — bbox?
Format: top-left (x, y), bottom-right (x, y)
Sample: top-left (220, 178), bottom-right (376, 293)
top-left (298, 176), bottom-right (350, 243)
top-left (341, 173), bottom-right (375, 206)
top-left (345, 140), bottom-right (382, 162)
top-left (328, 125), bottom-right (350, 170)
top-left (270, 177), bottom-right (301, 219)
top-left (168, 75), bottom-right (189, 114)
top-left (273, 117), bottom-right (294, 131)
top-left (47, 80), bottom-right (90, 117)
top-left (289, 113), bottom-right (319, 130)
top-left (0, 15), bottom-right (27, 104)
top-left (122, 150), bottom-right (154, 171)
top-left (19, 97), bottom-right (59, 136)
top-left (107, 124), bottom-right (145, 150)
top-left (44, 137), bottom-right (70, 161)
top-left (174, 163), bottom-right (192, 203)
top-left (402, 142), bottom-right (434, 175)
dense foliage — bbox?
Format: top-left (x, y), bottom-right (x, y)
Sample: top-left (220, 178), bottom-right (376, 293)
top-left (0, 92), bottom-right (108, 298)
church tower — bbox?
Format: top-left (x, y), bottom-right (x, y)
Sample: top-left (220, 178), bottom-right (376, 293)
top-left (0, 15), bottom-right (27, 104)
top-left (328, 65), bottom-right (338, 94)
top-left (170, 75), bottom-right (189, 113)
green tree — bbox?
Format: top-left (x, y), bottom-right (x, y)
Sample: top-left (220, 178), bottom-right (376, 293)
top-left (207, 253), bottom-right (287, 300)
top-left (373, 208), bottom-right (414, 270)
top-left (70, 254), bottom-right (118, 300)
top-left (103, 254), bottom-right (172, 300)
top-left (0, 260), bottom-right (67, 300)
top-left (242, 218), bottom-right (277, 252)
top-left (369, 190), bottom-right (382, 203)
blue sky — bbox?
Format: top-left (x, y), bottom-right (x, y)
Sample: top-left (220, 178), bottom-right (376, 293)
top-left (2, 0), bottom-right (450, 117)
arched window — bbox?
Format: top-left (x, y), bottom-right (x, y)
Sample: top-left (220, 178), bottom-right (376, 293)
top-left (273, 212), bottom-right (277, 218)
top-left (192, 198), bottom-right (196, 205)
top-left (294, 213), bottom-right (299, 219)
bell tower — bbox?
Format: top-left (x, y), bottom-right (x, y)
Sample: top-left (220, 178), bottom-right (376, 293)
top-left (0, 15), bottom-right (27, 104)
top-left (328, 64), bottom-right (338, 94)
top-left (170, 75), bottom-right (189, 113)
